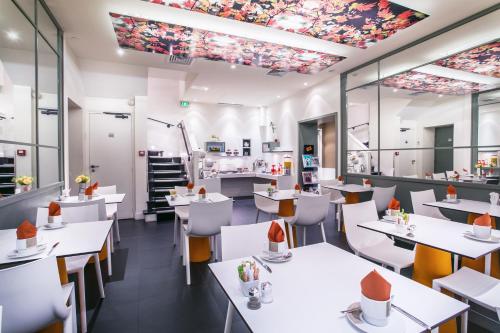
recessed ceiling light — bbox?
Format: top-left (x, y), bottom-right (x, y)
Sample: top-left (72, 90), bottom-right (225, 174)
top-left (392, 88), bottom-right (398, 93)
top-left (230, 64), bottom-right (236, 69)
top-left (117, 48), bottom-right (125, 56)
top-left (304, 82), bottom-right (309, 86)
top-left (438, 94), bottom-right (443, 98)
top-left (6, 30), bottom-right (19, 41)
top-left (277, 95), bottom-right (281, 98)
top-left (203, 87), bottom-right (209, 92)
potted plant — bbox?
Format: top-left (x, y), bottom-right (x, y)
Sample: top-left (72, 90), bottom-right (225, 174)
top-left (13, 176), bottom-right (33, 193)
top-left (75, 174), bottom-right (90, 201)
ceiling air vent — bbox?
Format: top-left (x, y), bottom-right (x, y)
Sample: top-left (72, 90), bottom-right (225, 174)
top-left (266, 69), bottom-right (287, 77)
top-left (168, 55), bottom-right (193, 66)
top-left (217, 102), bottom-right (244, 107)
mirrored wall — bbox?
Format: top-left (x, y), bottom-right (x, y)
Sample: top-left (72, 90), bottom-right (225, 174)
top-left (0, 0), bottom-right (62, 199)
top-left (343, 9), bottom-right (499, 186)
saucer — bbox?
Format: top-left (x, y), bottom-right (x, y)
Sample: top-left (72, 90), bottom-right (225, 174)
top-left (42, 222), bottom-right (68, 230)
top-left (463, 231), bottom-right (500, 243)
top-left (8, 244), bottom-right (47, 259)
top-left (345, 302), bottom-right (405, 333)
top-left (443, 198), bottom-right (459, 204)
top-left (261, 250), bottom-right (293, 263)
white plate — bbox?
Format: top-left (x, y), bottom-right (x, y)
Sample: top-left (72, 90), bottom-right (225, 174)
top-left (345, 302), bottom-right (405, 333)
top-left (442, 199), bottom-right (459, 204)
top-left (463, 231), bottom-right (500, 243)
top-left (8, 244), bottom-right (47, 259)
top-left (41, 222), bottom-right (68, 230)
top-left (261, 250), bottom-right (293, 263)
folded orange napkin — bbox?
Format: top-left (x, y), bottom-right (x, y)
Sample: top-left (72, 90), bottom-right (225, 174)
top-left (17, 220), bottom-right (37, 240)
top-left (270, 180), bottom-right (277, 186)
top-left (48, 202), bottom-right (61, 217)
top-left (187, 182), bottom-right (194, 190)
top-left (387, 197), bottom-right (400, 210)
top-left (84, 186), bottom-right (93, 196)
top-left (294, 184), bottom-right (301, 191)
top-left (447, 185), bottom-right (457, 195)
top-left (337, 176), bottom-right (344, 181)
top-left (361, 270), bottom-right (391, 301)
top-left (198, 187), bottom-right (206, 194)
top-left (268, 221), bottom-right (285, 243)
top-left (92, 182), bottom-right (99, 190)
top-left (364, 179), bottom-right (372, 185)
top-left (474, 213), bottom-right (492, 227)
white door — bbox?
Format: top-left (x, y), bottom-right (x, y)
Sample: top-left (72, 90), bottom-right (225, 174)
top-left (89, 112), bottom-right (134, 219)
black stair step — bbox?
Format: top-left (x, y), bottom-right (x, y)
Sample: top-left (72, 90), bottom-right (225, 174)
top-left (150, 178), bottom-right (187, 183)
top-left (149, 170), bottom-right (183, 174)
top-left (149, 162), bottom-right (183, 166)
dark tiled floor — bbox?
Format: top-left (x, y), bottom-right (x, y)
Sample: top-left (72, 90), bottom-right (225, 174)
top-left (83, 199), bottom-right (492, 333)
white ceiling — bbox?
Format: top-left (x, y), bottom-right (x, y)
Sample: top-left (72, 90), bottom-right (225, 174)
top-left (44, 0), bottom-right (499, 106)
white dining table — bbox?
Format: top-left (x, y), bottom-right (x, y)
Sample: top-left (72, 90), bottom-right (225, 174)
top-left (358, 214), bottom-right (500, 275)
top-left (57, 193), bottom-right (126, 205)
top-left (322, 183), bottom-right (373, 193)
top-left (166, 192), bottom-right (230, 206)
top-left (209, 242), bottom-right (468, 333)
top-left (253, 189), bottom-right (322, 201)
top-left (424, 199), bottom-right (500, 219)
top-left (0, 220), bottom-right (113, 265)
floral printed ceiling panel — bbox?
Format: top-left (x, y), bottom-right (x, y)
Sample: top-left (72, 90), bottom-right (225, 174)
top-left (110, 13), bottom-right (345, 74)
top-left (142, 0), bottom-right (428, 49)
top-left (382, 71), bottom-right (491, 96)
top-left (434, 41), bottom-right (500, 78)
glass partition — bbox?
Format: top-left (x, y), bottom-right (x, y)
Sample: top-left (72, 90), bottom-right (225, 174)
top-left (0, 0), bottom-right (62, 200)
top-left (343, 10), bottom-right (499, 186)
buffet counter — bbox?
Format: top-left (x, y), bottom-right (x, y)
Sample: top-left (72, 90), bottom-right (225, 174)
top-left (217, 173), bottom-right (293, 197)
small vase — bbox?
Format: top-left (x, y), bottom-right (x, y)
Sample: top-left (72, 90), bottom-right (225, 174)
top-left (78, 183), bottom-right (86, 201)
top-left (21, 185), bottom-right (32, 193)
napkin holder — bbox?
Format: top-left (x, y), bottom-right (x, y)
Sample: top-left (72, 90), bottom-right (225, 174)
top-left (360, 294), bottom-right (391, 327)
top-left (48, 215), bottom-right (62, 226)
top-left (446, 193), bottom-right (457, 201)
top-left (269, 241), bottom-right (286, 255)
top-left (16, 236), bottom-right (38, 251)
top-left (473, 224), bottom-right (492, 239)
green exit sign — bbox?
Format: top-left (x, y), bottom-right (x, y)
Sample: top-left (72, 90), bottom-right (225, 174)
top-left (180, 100), bottom-right (190, 108)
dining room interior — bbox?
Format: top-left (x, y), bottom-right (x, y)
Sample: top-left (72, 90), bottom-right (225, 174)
top-left (0, 0), bottom-right (499, 333)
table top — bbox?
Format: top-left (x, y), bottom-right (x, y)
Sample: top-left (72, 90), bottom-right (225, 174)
top-left (209, 242), bottom-right (468, 333)
top-left (359, 214), bottom-right (500, 259)
top-left (253, 189), bottom-right (320, 201)
top-left (0, 220), bottom-right (113, 265)
top-left (322, 183), bottom-right (373, 193)
top-left (424, 199), bottom-right (500, 218)
top-left (57, 193), bottom-right (126, 204)
top-left (166, 192), bottom-right (230, 207)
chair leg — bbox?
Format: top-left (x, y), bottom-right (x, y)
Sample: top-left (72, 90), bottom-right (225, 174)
top-left (224, 301), bottom-right (235, 333)
top-left (461, 299), bottom-right (469, 333)
top-left (214, 235), bottom-right (218, 262)
top-left (106, 236), bottom-right (112, 276)
top-left (110, 229), bottom-right (114, 253)
top-left (114, 213), bottom-right (120, 242)
top-left (255, 210), bottom-right (260, 223)
top-left (394, 267), bottom-right (401, 274)
top-left (184, 233), bottom-right (191, 285)
top-left (337, 204), bottom-right (342, 232)
top-left (181, 227), bottom-right (186, 266)
top-left (77, 270), bottom-right (87, 333)
top-left (320, 223), bottom-right (326, 243)
top-left (303, 226), bottom-right (306, 246)
top-left (93, 254), bottom-right (105, 299)
top-left (64, 284), bottom-right (77, 333)
top-left (287, 223), bottom-right (295, 249)
top-left (173, 214), bottom-right (178, 246)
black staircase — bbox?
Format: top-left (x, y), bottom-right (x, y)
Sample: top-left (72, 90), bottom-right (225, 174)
top-left (0, 157), bottom-right (15, 198)
top-left (144, 150), bottom-right (188, 221)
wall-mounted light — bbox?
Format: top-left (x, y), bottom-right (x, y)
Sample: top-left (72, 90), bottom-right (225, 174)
top-left (6, 30), bottom-right (19, 41)
top-left (392, 88), bottom-right (398, 93)
top-left (304, 82), bottom-right (308, 86)
top-left (230, 64), bottom-right (236, 69)
top-left (117, 48), bottom-right (125, 56)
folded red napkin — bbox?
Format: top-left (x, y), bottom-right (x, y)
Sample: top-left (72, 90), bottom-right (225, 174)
top-left (270, 180), bottom-right (277, 186)
top-left (92, 182), bottom-right (99, 190)
top-left (474, 213), bottom-right (492, 227)
top-left (294, 184), bottom-right (301, 191)
top-left (447, 185), bottom-right (457, 195)
top-left (198, 187), bottom-right (206, 194)
top-left (48, 202), bottom-right (61, 217)
top-left (187, 182), bottom-right (194, 190)
top-left (364, 179), bottom-right (372, 185)
top-left (84, 186), bottom-right (93, 196)
top-left (361, 270), bottom-right (391, 301)
top-left (268, 221), bottom-right (285, 243)
top-left (337, 176), bottom-right (344, 181)
top-left (387, 197), bottom-right (400, 210)
top-left (17, 220), bottom-right (37, 240)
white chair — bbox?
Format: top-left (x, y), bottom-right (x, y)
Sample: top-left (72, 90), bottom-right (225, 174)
top-left (445, 170), bottom-right (456, 180)
top-left (172, 185), bottom-right (204, 249)
top-left (381, 168), bottom-right (395, 176)
top-left (182, 199), bottom-right (233, 285)
top-left (0, 256), bottom-right (77, 333)
top-left (253, 183), bottom-right (279, 223)
top-left (432, 173), bottom-right (446, 180)
top-left (433, 267), bottom-right (500, 333)
top-left (220, 220), bottom-right (288, 333)
top-left (371, 186), bottom-right (397, 215)
top-left (320, 180), bottom-right (345, 232)
top-left (342, 200), bottom-right (414, 274)
top-left (56, 199), bottom-right (108, 333)
top-left (284, 194), bottom-right (330, 248)
top-left (95, 185), bottom-right (121, 246)
top-left (195, 178), bottom-right (221, 193)
top-left (410, 189), bottom-right (449, 220)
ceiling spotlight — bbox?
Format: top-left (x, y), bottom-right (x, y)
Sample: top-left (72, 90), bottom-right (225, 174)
top-left (117, 48), bottom-right (125, 56)
top-left (277, 95), bottom-right (281, 98)
top-left (438, 94), bottom-right (443, 98)
top-left (230, 64), bottom-right (236, 69)
top-left (392, 88), bottom-right (398, 93)
top-left (203, 87), bottom-right (209, 92)
top-left (304, 82), bottom-right (309, 86)
top-left (6, 30), bottom-right (19, 41)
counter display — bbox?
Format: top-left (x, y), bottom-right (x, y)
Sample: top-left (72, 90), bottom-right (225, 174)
top-left (216, 173), bottom-right (293, 197)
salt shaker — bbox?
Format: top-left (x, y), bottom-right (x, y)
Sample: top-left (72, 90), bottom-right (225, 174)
top-left (261, 282), bottom-right (273, 304)
top-left (247, 287), bottom-right (261, 310)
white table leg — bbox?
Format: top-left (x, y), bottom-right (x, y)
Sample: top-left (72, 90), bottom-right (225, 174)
top-left (485, 253), bottom-right (492, 276)
top-left (453, 254), bottom-right (459, 272)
